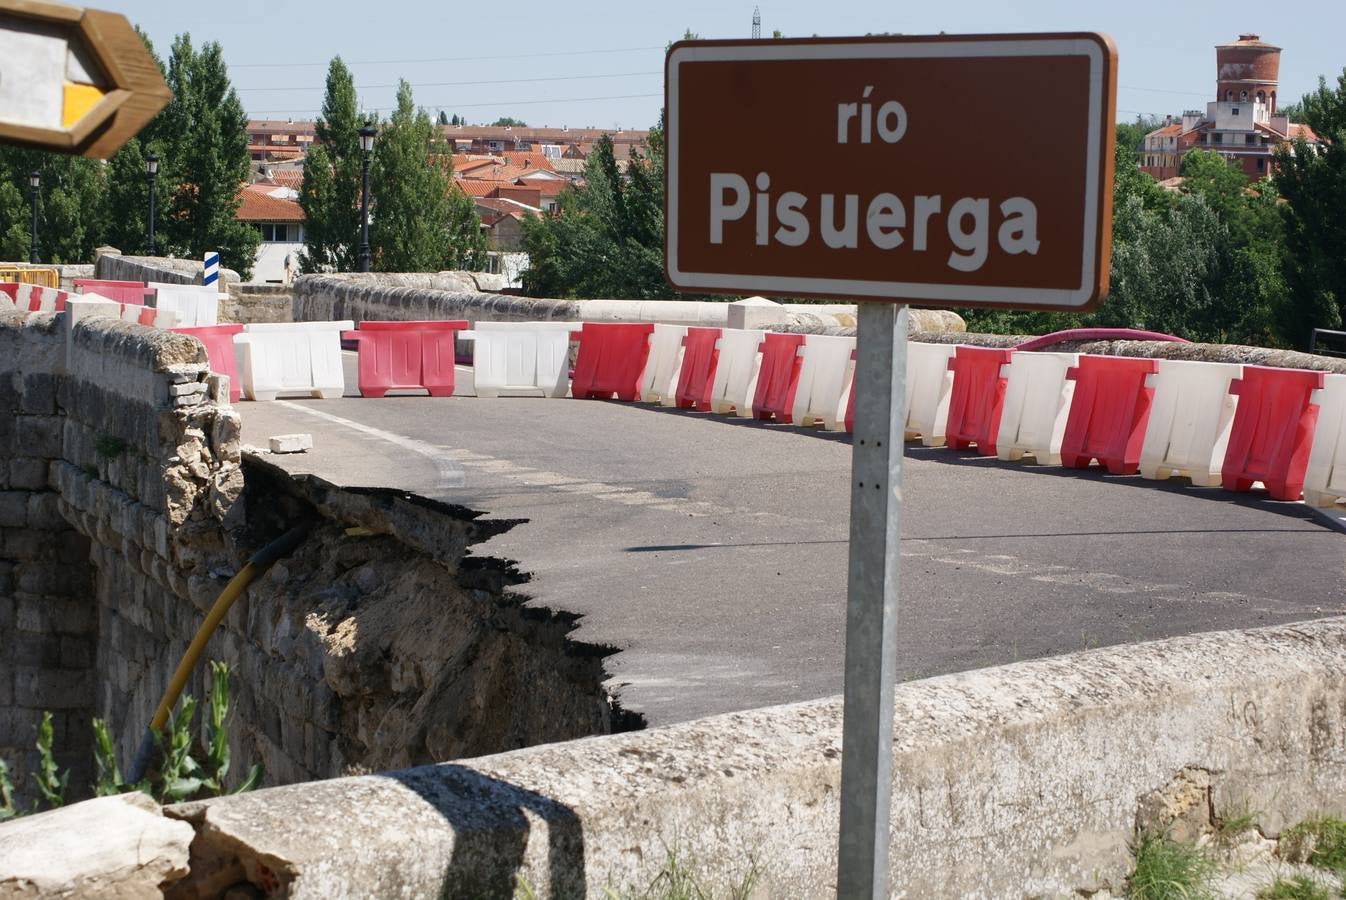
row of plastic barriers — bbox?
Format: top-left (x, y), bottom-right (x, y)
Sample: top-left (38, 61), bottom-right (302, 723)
top-left (318, 318), bottom-right (1345, 511)
top-left (8, 293), bottom-right (1344, 510)
top-left (3, 278), bottom-right (225, 325)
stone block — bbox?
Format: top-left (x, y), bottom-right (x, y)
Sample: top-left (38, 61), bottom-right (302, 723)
top-left (17, 562), bottom-right (89, 598)
top-left (60, 636), bottom-right (93, 670)
top-left (19, 373), bottom-right (56, 415)
top-left (0, 707), bottom-right (44, 746)
top-left (727, 295), bottom-right (789, 330)
top-left (8, 633), bottom-right (64, 668)
top-left (0, 491), bottom-right (28, 527)
top-left (7, 458), bottom-right (50, 491)
top-left (268, 434), bottom-right (312, 454)
top-left (26, 491), bottom-right (67, 530)
top-left (14, 667), bottom-right (92, 710)
top-left (15, 595), bottom-right (95, 635)
top-left (17, 415), bottom-right (63, 459)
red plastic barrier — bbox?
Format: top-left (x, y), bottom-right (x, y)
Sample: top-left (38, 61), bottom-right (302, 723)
top-left (945, 346), bottom-right (1014, 455)
top-left (1059, 355), bottom-right (1158, 474)
top-left (571, 323), bottom-right (653, 401)
top-left (674, 327), bottom-right (721, 410)
top-left (173, 325), bottom-right (245, 402)
top-left (1013, 328), bottom-right (1190, 352)
top-left (0, 282), bottom-right (17, 301)
top-left (1220, 365), bottom-right (1323, 501)
top-left (134, 306), bottom-right (156, 326)
top-left (73, 278), bottom-right (153, 306)
top-left (752, 333), bottom-right (805, 422)
top-left (844, 348), bottom-right (857, 433)
top-left (25, 287), bottom-right (67, 312)
top-left (341, 320), bottom-right (469, 398)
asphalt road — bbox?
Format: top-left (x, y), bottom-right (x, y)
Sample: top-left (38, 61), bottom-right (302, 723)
top-left (239, 355), bottom-right (1346, 726)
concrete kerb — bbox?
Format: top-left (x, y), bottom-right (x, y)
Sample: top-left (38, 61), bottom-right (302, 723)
top-left (167, 615), bottom-right (1346, 898)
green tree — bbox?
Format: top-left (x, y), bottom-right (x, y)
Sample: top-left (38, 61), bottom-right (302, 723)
top-left (300, 57), bottom-right (363, 273)
top-left (0, 148), bottom-right (107, 264)
top-left (102, 137), bottom-right (172, 255)
top-left (490, 117), bottom-right (527, 127)
top-left (521, 124), bottom-right (672, 299)
top-left (369, 81), bottom-right (486, 272)
top-left (158, 34), bottom-right (259, 278)
top-left (101, 29), bottom-right (169, 256)
top-left (1275, 67), bottom-right (1346, 345)
top-left (437, 110), bottom-right (449, 126)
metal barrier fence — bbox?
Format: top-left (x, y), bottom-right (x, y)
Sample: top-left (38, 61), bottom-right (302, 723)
top-left (0, 266), bottom-right (59, 288)
top-left (1310, 328), bottom-right (1346, 359)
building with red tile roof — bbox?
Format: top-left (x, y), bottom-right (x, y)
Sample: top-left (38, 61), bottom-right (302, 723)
top-left (1140, 35), bottom-right (1323, 182)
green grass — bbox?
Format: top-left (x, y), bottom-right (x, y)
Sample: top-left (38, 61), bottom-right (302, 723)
top-left (1256, 875), bottom-right (1334, 900)
top-left (1282, 817), bottom-right (1346, 877)
top-left (1215, 804), bottom-right (1260, 848)
top-left (1127, 830), bottom-right (1215, 900)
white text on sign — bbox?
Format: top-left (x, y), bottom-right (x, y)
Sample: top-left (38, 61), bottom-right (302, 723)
top-left (708, 89), bottom-right (1042, 273)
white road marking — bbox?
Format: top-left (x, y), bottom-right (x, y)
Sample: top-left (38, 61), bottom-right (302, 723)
top-left (274, 400), bottom-right (467, 488)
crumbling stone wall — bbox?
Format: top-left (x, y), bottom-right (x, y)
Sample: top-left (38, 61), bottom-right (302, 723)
top-left (0, 307), bottom-right (626, 805)
top-left (0, 312), bottom-right (96, 800)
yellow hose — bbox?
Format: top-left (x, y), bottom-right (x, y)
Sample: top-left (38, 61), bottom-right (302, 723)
top-left (128, 524), bottom-right (309, 784)
top-left (148, 561), bottom-right (260, 733)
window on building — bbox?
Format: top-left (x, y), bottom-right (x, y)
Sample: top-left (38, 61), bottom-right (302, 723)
top-left (1240, 91), bottom-right (1248, 102)
top-left (1232, 107), bottom-right (1240, 116)
top-left (1245, 133), bottom-right (1255, 144)
top-left (1257, 158), bottom-right (1265, 172)
top-left (1214, 133), bottom-right (1223, 144)
top-left (1257, 91), bottom-right (1266, 104)
top-left (256, 223), bottom-right (299, 242)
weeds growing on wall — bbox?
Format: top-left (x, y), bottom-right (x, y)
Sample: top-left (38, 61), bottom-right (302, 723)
top-left (1126, 829), bottom-right (1216, 900)
top-left (0, 659), bottom-right (260, 818)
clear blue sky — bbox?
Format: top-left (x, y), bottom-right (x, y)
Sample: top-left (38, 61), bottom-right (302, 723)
top-left (113, 0), bottom-right (1343, 128)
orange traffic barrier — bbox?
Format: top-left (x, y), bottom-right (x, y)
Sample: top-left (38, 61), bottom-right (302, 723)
top-left (945, 346), bottom-right (1013, 455)
top-left (1060, 355), bottom-right (1158, 474)
top-left (571, 323), bottom-right (654, 401)
top-left (173, 325), bottom-right (245, 403)
top-left (752, 333), bottom-right (805, 422)
top-left (673, 327), bottom-right (721, 410)
top-left (1221, 365), bottom-right (1323, 501)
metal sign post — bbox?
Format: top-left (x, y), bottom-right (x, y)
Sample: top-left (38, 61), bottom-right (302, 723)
top-left (837, 302), bottom-right (908, 898)
top-left (662, 33), bottom-right (1117, 898)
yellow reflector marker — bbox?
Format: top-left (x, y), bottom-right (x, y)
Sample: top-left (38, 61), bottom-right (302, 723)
top-left (62, 80), bottom-right (104, 128)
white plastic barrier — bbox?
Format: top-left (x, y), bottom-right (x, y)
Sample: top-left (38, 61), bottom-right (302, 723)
top-left (459, 321), bottom-right (576, 398)
top-left (119, 304), bottom-right (177, 329)
top-left (148, 283), bottom-right (221, 327)
top-left (1305, 373), bottom-right (1346, 508)
top-left (904, 342), bottom-right (959, 446)
top-left (14, 284), bottom-right (65, 312)
top-left (707, 328), bottom-right (765, 417)
top-left (639, 323), bottom-right (688, 405)
top-left (1138, 359), bottom-right (1243, 486)
top-left (792, 334), bottom-right (856, 429)
top-left (233, 321), bottom-right (353, 401)
top-left (996, 351), bottom-right (1079, 466)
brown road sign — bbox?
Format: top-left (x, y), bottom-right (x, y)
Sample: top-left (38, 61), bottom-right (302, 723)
top-left (0, 0), bottom-right (170, 159)
top-left (665, 33), bottom-right (1118, 311)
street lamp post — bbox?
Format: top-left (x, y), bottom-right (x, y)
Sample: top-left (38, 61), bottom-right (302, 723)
top-left (358, 124), bottom-right (375, 273)
top-left (145, 152), bottom-right (159, 256)
top-left (28, 171), bottom-right (39, 264)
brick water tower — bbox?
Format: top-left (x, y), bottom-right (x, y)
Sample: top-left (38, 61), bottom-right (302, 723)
top-left (1216, 33), bottom-right (1281, 114)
